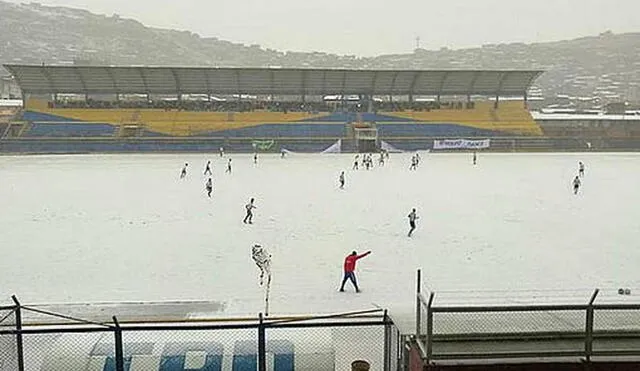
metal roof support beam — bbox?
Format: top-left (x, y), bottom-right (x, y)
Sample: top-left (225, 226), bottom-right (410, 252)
top-left (73, 66), bottom-right (88, 97)
top-left (301, 70), bottom-right (307, 102)
top-left (138, 68), bottom-right (150, 98)
top-left (341, 70), bottom-right (347, 97)
top-left (369, 71), bottom-right (379, 96)
top-left (41, 66), bottom-right (57, 96)
top-left (494, 71), bottom-right (510, 109)
top-left (466, 71), bottom-right (482, 106)
top-left (202, 69), bottom-right (211, 100)
top-left (170, 68), bottom-right (181, 99)
top-left (234, 70), bottom-right (241, 107)
top-left (104, 67), bottom-right (119, 100)
top-left (321, 70), bottom-right (327, 96)
top-left (368, 71), bottom-right (379, 113)
top-left (467, 71), bottom-right (481, 96)
top-left (269, 70), bottom-right (275, 100)
top-left (389, 71), bottom-right (400, 102)
top-left (436, 71), bottom-right (450, 103)
top-left (408, 71), bottom-right (421, 102)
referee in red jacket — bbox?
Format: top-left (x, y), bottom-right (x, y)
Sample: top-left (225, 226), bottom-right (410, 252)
top-left (339, 250), bottom-right (371, 293)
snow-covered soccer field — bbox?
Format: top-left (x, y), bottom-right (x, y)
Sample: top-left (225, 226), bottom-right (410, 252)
top-left (1, 152), bottom-right (639, 318)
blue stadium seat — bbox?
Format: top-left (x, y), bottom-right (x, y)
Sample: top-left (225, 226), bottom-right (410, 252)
top-left (204, 124), bottom-right (345, 138)
top-left (22, 111), bottom-right (80, 122)
top-left (24, 123), bottom-right (116, 137)
top-left (377, 123), bottom-right (497, 137)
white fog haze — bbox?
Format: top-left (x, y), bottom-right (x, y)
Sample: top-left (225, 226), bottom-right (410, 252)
top-left (6, 0), bottom-right (640, 56)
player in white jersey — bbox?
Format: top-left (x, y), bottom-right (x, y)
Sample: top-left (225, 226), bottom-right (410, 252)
top-left (252, 244), bottom-right (272, 286)
top-left (578, 161), bottom-right (585, 177)
top-left (243, 198), bottom-right (257, 224)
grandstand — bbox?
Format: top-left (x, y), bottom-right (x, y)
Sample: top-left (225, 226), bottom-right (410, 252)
top-left (1, 65), bottom-right (545, 153)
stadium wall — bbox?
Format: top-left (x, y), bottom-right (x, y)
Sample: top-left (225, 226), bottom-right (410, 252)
top-left (22, 99), bottom-right (542, 138)
top-left (9, 100), bottom-right (640, 153)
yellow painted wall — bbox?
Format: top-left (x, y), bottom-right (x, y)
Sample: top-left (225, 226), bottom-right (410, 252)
top-left (25, 99), bottom-right (541, 136)
top-left (25, 99), bottom-right (326, 136)
top-left (385, 102), bottom-right (542, 135)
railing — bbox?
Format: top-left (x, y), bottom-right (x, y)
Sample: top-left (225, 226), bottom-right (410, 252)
top-left (0, 296), bottom-right (402, 371)
top-left (414, 271), bottom-right (640, 365)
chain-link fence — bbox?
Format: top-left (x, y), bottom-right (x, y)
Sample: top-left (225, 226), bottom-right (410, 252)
top-left (0, 306), bottom-right (18, 371)
top-left (0, 300), bottom-right (400, 371)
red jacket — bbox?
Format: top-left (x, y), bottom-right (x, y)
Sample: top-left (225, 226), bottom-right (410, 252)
top-left (343, 251), bottom-right (371, 272)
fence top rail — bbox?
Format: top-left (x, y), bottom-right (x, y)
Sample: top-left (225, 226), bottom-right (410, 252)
top-left (430, 304), bottom-right (589, 312)
top-left (593, 303), bottom-right (640, 310)
top-left (0, 318), bottom-right (389, 335)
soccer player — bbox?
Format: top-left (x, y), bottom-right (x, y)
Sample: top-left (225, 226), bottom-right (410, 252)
top-left (339, 171), bottom-right (345, 189)
top-left (205, 178), bottom-right (213, 198)
top-left (408, 208), bottom-right (419, 237)
top-left (226, 159), bottom-right (232, 174)
top-left (573, 176), bottom-right (581, 195)
top-left (204, 160), bottom-right (212, 176)
top-left (252, 244), bottom-right (271, 286)
top-left (473, 152), bottom-right (477, 165)
top-left (409, 155), bottom-right (417, 171)
top-left (243, 198), bottom-right (257, 224)
top-left (339, 250), bottom-right (371, 293)
top-left (219, 147), bottom-right (224, 157)
top-left (579, 161), bottom-right (585, 177)
top-left (254, 153), bottom-right (258, 164)
top-left (180, 163), bottom-right (188, 179)
top-left (353, 155), bottom-right (359, 170)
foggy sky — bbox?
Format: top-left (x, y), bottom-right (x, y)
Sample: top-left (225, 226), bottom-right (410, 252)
top-left (8, 0), bottom-right (640, 56)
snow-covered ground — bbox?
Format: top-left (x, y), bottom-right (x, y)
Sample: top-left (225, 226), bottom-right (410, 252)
top-left (1, 152), bottom-right (639, 321)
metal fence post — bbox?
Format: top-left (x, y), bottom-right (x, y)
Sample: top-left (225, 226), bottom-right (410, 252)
top-left (585, 289), bottom-right (599, 363)
top-left (415, 269), bottom-right (421, 337)
top-left (11, 295), bottom-right (24, 371)
top-left (258, 313), bottom-right (266, 371)
top-left (113, 316), bottom-right (125, 371)
top-left (383, 310), bottom-right (390, 371)
top-left (426, 293), bottom-right (435, 364)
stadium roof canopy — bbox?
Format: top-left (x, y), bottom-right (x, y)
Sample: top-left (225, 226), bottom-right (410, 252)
top-left (4, 64), bottom-right (543, 97)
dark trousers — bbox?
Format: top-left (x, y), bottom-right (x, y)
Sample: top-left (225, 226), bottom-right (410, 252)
top-left (243, 211), bottom-right (253, 224)
top-left (340, 271), bottom-right (359, 292)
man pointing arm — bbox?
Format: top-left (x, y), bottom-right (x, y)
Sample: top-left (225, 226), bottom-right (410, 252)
top-left (339, 250), bottom-right (371, 293)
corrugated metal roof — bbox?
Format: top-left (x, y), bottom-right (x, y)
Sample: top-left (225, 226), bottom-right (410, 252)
top-left (4, 65), bottom-right (543, 97)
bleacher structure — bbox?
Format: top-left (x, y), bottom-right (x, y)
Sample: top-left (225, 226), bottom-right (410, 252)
top-left (1, 65), bottom-right (547, 153)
